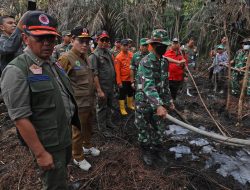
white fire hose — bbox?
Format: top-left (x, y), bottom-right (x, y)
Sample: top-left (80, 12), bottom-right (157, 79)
top-left (166, 114), bottom-right (250, 147)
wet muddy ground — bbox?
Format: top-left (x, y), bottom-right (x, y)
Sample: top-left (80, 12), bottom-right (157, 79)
top-left (0, 73), bottom-right (249, 190)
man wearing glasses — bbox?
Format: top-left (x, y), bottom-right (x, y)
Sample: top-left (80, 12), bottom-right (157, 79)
top-left (1, 11), bottom-right (80, 189)
top-left (89, 30), bottom-right (116, 135)
top-left (58, 26), bottom-right (100, 171)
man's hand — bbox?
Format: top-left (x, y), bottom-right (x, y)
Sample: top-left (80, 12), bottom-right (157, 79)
top-left (184, 77), bottom-right (188, 82)
top-left (36, 151), bottom-right (55, 171)
top-left (131, 82), bottom-right (135, 89)
top-left (97, 90), bottom-right (105, 99)
top-left (170, 102), bottom-right (175, 110)
top-left (178, 59), bottom-right (186, 66)
top-left (156, 106), bottom-right (167, 119)
top-left (118, 83), bottom-right (123, 88)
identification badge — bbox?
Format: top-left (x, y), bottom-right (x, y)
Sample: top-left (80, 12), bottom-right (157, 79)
top-left (75, 60), bottom-right (81, 67)
top-left (29, 64), bottom-right (42, 74)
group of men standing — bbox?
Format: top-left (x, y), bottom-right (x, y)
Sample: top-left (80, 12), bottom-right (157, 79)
top-left (0, 10), bottom-right (249, 190)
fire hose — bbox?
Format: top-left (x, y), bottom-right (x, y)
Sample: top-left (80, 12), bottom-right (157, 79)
top-left (166, 114), bottom-right (250, 147)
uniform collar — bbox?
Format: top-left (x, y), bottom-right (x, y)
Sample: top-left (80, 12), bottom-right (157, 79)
top-left (148, 52), bottom-right (159, 61)
top-left (96, 46), bottom-right (109, 55)
top-left (139, 50), bottom-right (149, 56)
top-left (24, 47), bottom-right (53, 67)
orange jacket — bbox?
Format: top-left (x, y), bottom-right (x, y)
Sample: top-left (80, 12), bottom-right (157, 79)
top-left (115, 51), bottom-right (133, 85)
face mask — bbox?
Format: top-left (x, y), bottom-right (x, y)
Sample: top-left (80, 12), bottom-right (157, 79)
top-left (243, 45), bottom-right (250, 50)
top-left (155, 45), bottom-right (167, 56)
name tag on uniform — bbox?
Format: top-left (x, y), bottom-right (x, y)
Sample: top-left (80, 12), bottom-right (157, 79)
top-left (29, 64), bottom-right (42, 74)
top-left (73, 66), bottom-right (81, 70)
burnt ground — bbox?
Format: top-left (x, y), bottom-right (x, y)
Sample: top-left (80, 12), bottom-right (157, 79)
top-left (0, 70), bottom-right (250, 190)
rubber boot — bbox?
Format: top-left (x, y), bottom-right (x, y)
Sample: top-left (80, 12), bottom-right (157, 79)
top-left (127, 96), bottom-right (135, 110)
top-left (119, 100), bottom-right (128, 115)
top-left (141, 145), bottom-right (154, 166)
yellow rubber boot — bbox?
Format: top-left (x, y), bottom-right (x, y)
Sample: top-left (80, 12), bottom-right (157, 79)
top-left (119, 100), bottom-right (128, 115)
top-left (127, 97), bottom-right (135, 110)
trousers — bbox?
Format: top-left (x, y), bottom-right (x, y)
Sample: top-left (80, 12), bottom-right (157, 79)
top-left (72, 110), bottom-right (93, 161)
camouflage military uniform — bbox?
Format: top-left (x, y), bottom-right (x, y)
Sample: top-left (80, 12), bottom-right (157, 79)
top-left (110, 47), bottom-right (120, 58)
top-left (135, 52), bottom-right (171, 145)
top-left (231, 49), bottom-right (248, 95)
top-left (52, 43), bottom-right (71, 60)
top-left (130, 50), bottom-right (149, 84)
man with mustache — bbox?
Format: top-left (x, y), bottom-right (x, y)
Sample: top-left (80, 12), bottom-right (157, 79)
top-left (58, 26), bottom-right (100, 171)
top-left (1, 11), bottom-right (80, 189)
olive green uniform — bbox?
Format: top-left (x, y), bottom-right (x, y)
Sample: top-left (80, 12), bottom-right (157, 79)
top-left (1, 48), bottom-right (80, 190)
top-left (89, 47), bottom-right (116, 131)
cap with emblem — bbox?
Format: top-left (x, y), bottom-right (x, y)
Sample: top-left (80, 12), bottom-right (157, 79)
top-left (62, 30), bottom-right (71, 36)
top-left (22, 11), bottom-right (59, 36)
top-left (147, 29), bottom-right (171, 46)
top-left (96, 30), bottom-right (109, 39)
top-left (140, 38), bottom-right (149, 46)
top-left (121, 39), bottom-right (129, 45)
top-left (71, 26), bottom-right (92, 39)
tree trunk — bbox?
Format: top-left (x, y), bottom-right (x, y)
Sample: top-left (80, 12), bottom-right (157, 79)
top-left (224, 21), bottom-right (232, 111)
top-left (237, 52), bottom-right (250, 123)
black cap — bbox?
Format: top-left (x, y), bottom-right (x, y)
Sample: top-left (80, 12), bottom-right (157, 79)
top-left (22, 11), bottom-right (59, 36)
top-left (121, 39), bottom-right (129, 45)
top-left (71, 26), bottom-right (92, 39)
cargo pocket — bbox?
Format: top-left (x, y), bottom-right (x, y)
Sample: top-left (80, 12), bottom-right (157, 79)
top-left (28, 76), bottom-right (55, 108)
top-left (34, 120), bottom-right (59, 148)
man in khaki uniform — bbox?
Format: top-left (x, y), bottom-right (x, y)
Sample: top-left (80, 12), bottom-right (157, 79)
top-left (59, 26), bottom-right (100, 171)
top-left (52, 30), bottom-right (72, 60)
top-left (1, 11), bottom-right (80, 190)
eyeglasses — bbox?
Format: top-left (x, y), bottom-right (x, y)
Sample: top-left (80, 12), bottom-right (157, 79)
top-left (100, 38), bottom-right (110, 43)
top-left (30, 35), bottom-right (57, 44)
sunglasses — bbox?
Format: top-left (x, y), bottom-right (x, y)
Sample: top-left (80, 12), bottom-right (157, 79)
top-left (30, 35), bottom-right (57, 44)
top-left (100, 38), bottom-right (110, 43)
top-left (76, 38), bottom-right (90, 45)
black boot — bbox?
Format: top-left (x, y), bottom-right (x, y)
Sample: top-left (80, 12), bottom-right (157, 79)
top-left (154, 145), bottom-right (168, 163)
top-left (141, 145), bottom-right (155, 166)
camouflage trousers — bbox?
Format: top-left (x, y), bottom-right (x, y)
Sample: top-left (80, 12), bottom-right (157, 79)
top-left (232, 71), bottom-right (250, 96)
top-left (135, 109), bottom-right (166, 146)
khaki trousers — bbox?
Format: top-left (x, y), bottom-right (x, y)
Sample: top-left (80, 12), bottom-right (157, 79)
top-left (72, 111), bottom-right (93, 161)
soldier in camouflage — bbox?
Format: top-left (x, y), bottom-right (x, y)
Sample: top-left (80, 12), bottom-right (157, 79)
top-left (110, 38), bottom-right (121, 58)
top-left (135, 29), bottom-right (174, 166)
top-left (231, 39), bottom-right (250, 96)
top-left (130, 38), bottom-right (149, 89)
top-left (52, 30), bottom-right (72, 60)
